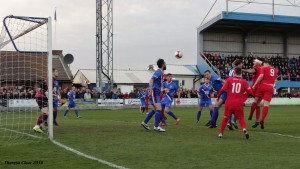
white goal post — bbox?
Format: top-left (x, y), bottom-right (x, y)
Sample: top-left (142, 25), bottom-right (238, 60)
top-left (0, 15), bottom-right (53, 141)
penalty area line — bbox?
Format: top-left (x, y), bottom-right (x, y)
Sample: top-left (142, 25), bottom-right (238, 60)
top-left (254, 131), bottom-right (300, 139)
top-left (52, 140), bottom-right (129, 169)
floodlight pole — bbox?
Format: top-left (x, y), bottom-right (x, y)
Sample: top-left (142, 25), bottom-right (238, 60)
top-left (96, 0), bottom-right (113, 92)
top-left (272, 0), bottom-right (275, 19)
top-left (226, 0), bottom-right (229, 15)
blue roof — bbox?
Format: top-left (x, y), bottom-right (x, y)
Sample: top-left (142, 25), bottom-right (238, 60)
top-left (198, 11), bottom-right (300, 32)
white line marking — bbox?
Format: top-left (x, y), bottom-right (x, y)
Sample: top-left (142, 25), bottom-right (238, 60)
top-left (102, 120), bottom-right (300, 140)
top-left (0, 127), bottom-right (129, 169)
top-left (0, 127), bottom-right (46, 139)
top-left (52, 140), bottom-right (129, 169)
top-left (254, 131), bottom-right (300, 139)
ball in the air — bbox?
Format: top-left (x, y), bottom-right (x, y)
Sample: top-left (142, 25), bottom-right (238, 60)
top-left (174, 51), bottom-right (183, 59)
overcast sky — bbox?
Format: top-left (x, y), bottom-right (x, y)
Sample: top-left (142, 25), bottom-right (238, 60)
top-left (1, 0), bottom-right (300, 71)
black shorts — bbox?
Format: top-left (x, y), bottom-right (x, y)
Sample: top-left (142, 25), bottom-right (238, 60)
top-left (36, 98), bottom-right (48, 109)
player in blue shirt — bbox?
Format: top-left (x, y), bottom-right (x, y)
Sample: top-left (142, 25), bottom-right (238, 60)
top-left (141, 58), bottom-right (166, 132)
top-left (196, 77), bottom-right (214, 125)
top-left (138, 88), bottom-right (147, 113)
top-left (204, 70), bottom-right (226, 128)
top-left (53, 78), bottom-right (60, 126)
top-left (161, 73), bottom-right (181, 125)
top-left (63, 86), bottom-right (81, 118)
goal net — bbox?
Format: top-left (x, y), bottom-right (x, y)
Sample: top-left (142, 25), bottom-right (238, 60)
top-left (0, 15), bottom-right (53, 142)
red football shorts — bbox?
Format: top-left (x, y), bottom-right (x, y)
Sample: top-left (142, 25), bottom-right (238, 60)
top-left (255, 84), bottom-right (274, 102)
top-left (224, 106), bottom-right (244, 119)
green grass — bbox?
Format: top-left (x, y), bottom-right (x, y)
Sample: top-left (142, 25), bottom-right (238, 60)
top-left (1, 106), bottom-right (300, 169)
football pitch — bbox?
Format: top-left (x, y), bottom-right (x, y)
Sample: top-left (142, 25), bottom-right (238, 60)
top-left (1, 106), bottom-right (300, 169)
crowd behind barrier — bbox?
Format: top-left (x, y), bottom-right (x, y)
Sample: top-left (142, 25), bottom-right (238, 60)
top-left (1, 85), bottom-right (300, 104)
top-left (203, 53), bottom-right (300, 81)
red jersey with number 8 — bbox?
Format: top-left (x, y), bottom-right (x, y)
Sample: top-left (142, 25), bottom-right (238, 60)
top-left (260, 66), bottom-right (278, 85)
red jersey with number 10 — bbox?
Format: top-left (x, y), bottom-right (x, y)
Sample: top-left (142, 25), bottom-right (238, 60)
top-left (219, 77), bottom-right (252, 110)
top-left (260, 66), bottom-right (278, 85)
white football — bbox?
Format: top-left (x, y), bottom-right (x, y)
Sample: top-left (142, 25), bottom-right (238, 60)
top-left (174, 51), bottom-right (183, 59)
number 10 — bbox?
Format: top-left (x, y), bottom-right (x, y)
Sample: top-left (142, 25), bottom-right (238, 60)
top-left (232, 83), bottom-right (241, 93)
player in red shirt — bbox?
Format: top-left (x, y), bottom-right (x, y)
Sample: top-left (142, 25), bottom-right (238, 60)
top-left (242, 59), bottom-right (262, 126)
top-left (217, 67), bottom-right (252, 139)
top-left (251, 60), bottom-right (278, 129)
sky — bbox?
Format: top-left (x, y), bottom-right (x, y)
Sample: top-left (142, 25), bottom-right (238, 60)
top-left (1, 0), bottom-right (300, 72)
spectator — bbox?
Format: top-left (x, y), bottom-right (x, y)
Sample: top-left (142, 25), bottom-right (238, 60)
top-left (84, 90), bottom-right (92, 100)
top-left (61, 88), bottom-right (68, 99)
top-left (129, 90), bottom-right (136, 98)
top-left (123, 92), bottom-right (130, 99)
top-left (214, 54), bottom-right (219, 60)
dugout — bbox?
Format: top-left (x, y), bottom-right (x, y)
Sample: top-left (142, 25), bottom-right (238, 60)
top-left (197, 11), bottom-right (300, 74)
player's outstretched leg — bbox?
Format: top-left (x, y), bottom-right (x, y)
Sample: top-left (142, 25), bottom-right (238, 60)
top-left (252, 105), bottom-right (260, 128)
top-left (243, 129), bottom-right (249, 139)
top-left (205, 108), bottom-right (213, 127)
top-left (255, 106), bottom-right (261, 122)
top-left (238, 117), bottom-right (249, 139)
top-left (196, 111), bottom-right (201, 123)
top-left (75, 109), bottom-right (81, 118)
top-left (145, 104), bottom-right (149, 113)
top-left (209, 107), bottom-right (219, 128)
top-left (218, 116), bottom-right (229, 138)
top-left (232, 116), bottom-right (238, 129)
top-left (252, 121), bottom-right (259, 128)
top-left (141, 110), bottom-right (155, 131)
top-left (33, 112), bottom-right (48, 133)
top-left (227, 116), bottom-right (234, 130)
top-left (260, 106), bottom-right (270, 129)
top-left (53, 106), bottom-right (59, 126)
top-left (64, 109), bottom-right (69, 118)
top-left (154, 110), bottom-right (165, 132)
top-left (249, 102), bottom-right (257, 120)
top-left (167, 111), bottom-right (180, 125)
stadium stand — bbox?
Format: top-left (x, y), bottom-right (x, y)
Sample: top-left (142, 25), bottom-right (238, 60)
top-left (197, 11), bottom-right (300, 91)
top-left (202, 53), bottom-right (300, 81)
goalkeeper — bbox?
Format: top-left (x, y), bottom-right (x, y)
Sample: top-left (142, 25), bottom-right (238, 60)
top-left (33, 68), bottom-right (58, 133)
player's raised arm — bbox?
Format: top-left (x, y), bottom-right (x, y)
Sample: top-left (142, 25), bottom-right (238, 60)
top-left (242, 68), bottom-right (256, 74)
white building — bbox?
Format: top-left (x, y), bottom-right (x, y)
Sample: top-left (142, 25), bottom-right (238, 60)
top-left (73, 64), bottom-right (201, 93)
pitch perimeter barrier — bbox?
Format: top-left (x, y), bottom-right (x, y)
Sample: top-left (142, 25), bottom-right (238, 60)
top-left (1, 98), bottom-right (300, 109)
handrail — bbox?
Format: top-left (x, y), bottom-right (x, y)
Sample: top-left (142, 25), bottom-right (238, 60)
top-left (201, 53), bottom-right (220, 76)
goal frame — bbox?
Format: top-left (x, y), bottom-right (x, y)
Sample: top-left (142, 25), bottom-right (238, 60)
top-left (1, 15), bottom-right (53, 140)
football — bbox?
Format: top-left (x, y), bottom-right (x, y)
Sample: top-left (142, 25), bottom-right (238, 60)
top-left (174, 50), bottom-right (183, 59)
